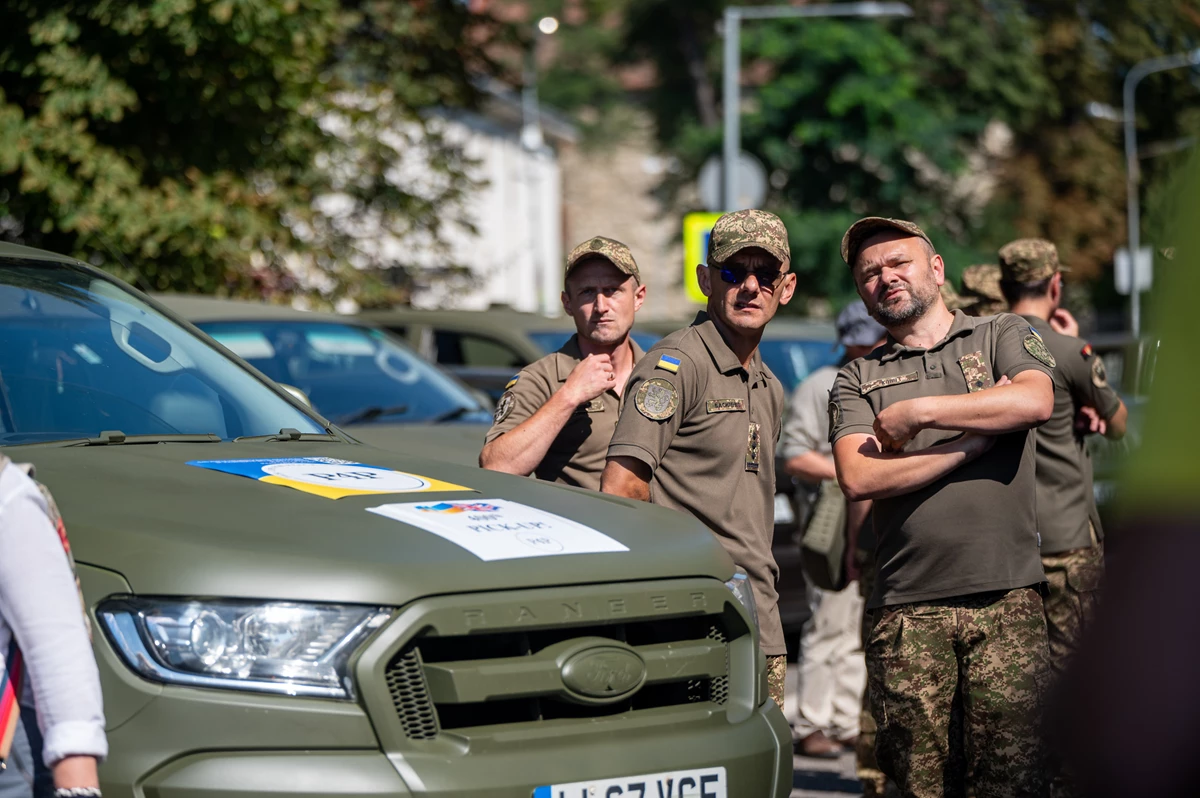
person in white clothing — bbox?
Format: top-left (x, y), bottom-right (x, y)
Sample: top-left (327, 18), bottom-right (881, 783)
top-left (781, 301), bottom-right (884, 757)
top-left (0, 455), bottom-right (106, 798)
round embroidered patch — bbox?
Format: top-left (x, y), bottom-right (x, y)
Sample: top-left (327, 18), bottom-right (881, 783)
top-left (828, 400), bottom-right (842, 431)
top-left (635, 378), bottom-right (678, 421)
top-left (1023, 334), bottom-right (1056, 368)
top-left (1091, 356), bottom-right (1107, 388)
top-left (741, 217), bottom-right (759, 234)
top-left (589, 237), bottom-right (604, 250)
top-left (494, 391), bottom-right (516, 424)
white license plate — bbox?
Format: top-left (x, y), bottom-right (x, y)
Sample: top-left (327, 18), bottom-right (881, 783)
top-left (534, 766), bottom-right (726, 798)
top-left (773, 493), bottom-right (795, 524)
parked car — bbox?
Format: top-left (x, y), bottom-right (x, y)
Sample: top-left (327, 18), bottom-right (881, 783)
top-left (155, 295), bottom-right (492, 463)
top-left (358, 307), bottom-right (661, 402)
top-left (0, 242), bottom-right (791, 797)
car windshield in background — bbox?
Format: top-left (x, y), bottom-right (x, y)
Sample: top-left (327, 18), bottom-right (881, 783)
top-left (0, 260), bottom-right (324, 445)
top-left (197, 321), bottom-right (491, 426)
top-left (757, 339), bottom-right (844, 393)
top-left (526, 330), bottom-right (662, 356)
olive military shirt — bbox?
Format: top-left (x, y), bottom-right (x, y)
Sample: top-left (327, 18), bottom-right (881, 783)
top-left (1018, 314), bottom-right (1122, 554)
top-left (607, 312), bottom-right (787, 655)
top-left (829, 311), bottom-right (1052, 609)
top-left (485, 335), bottom-right (645, 492)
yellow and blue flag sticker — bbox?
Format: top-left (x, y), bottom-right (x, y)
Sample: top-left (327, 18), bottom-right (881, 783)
top-left (187, 457), bottom-right (473, 500)
top-left (656, 354), bottom-right (681, 374)
top-left (505, 374), bottom-right (520, 390)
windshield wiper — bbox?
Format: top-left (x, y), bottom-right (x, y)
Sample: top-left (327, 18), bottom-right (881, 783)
top-left (233, 428), bottom-right (340, 443)
top-left (14, 431), bottom-right (224, 448)
top-left (332, 405), bottom-right (409, 426)
top-left (428, 405), bottom-right (481, 424)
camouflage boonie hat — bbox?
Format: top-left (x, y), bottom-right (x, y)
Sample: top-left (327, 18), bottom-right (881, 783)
top-left (840, 217), bottom-right (934, 265)
top-left (565, 236), bottom-right (641, 285)
top-left (940, 280), bottom-right (972, 312)
top-left (998, 238), bottom-right (1069, 283)
top-left (706, 209), bottom-right (790, 265)
top-left (959, 264), bottom-right (1008, 316)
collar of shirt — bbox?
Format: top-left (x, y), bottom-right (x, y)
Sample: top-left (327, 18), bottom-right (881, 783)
top-left (552, 333), bottom-right (646, 382)
top-left (878, 309), bottom-right (980, 363)
top-left (691, 311), bottom-right (772, 383)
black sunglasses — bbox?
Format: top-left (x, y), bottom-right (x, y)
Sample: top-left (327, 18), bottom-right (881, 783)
top-left (712, 264), bottom-right (784, 288)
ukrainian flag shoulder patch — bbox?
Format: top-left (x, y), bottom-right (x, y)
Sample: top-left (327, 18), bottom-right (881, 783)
top-left (505, 374), bottom-right (520, 390)
top-left (656, 354), bottom-right (681, 374)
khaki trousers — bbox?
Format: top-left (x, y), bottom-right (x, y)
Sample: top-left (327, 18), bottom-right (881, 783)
top-left (791, 581), bottom-right (867, 740)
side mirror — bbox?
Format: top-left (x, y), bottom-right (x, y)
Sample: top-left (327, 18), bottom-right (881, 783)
top-left (279, 383), bottom-right (313, 408)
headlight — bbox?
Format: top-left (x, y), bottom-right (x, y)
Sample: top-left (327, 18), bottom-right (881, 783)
top-left (724, 569), bottom-right (759, 632)
top-left (98, 598), bottom-right (390, 700)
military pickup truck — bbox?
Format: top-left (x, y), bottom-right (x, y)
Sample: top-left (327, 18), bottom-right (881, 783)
top-left (0, 243), bottom-right (790, 797)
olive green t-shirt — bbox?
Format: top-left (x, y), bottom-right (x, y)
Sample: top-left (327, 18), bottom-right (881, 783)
top-left (607, 312), bottom-right (787, 655)
top-left (485, 335), bottom-right (644, 492)
top-left (1018, 314), bottom-right (1122, 553)
top-left (830, 311), bottom-right (1052, 609)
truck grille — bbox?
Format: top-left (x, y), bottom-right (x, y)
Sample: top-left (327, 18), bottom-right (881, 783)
top-left (364, 581), bottom-right (751, 744)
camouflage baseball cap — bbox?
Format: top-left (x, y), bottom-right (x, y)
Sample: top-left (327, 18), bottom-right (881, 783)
top-left (940, 280), bottom-right (974, 312)
top-left (959, 264), bottom-right (1008, 316)
top-left (706, 209), bottom-right (790, 265)
top-left (841, 217), bottom-right (934, 265)
top-left (998, 238), bottom-right (1069, 283)
top-left (565, 236), bottom-right (641, 285)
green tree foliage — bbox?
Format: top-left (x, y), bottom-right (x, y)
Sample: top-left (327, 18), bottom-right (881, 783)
top-left (0, 0), bottom-right (489, 299)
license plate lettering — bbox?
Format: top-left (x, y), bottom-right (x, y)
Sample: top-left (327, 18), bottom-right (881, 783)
top-left (535, 767), bottom-right (725, 798)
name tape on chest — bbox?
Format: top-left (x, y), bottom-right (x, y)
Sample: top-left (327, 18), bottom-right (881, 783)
top-left (585, 398), bottom-right (606, 413)
top-left (957, 351), bottom-right (994, 393)
top-left (635, 378), bottom-right (678, 420)
top-left (706, 398), bottom-right (746, 413)
top-left (655, 354), bottom-right (681, 374)
top-left (860, 371), bottom-right (919, 395)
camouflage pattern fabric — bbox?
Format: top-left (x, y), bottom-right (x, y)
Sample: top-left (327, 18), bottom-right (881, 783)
top-left (960, 264), bottom-right (1008, 317)
top-left (707, 209), bottom-right (791, 265)
top-left (998, 238), bottom-right (1065, 283)
top-left (841, 217), bottom-right (934, 265)
top-left (1041, 541), bottom-right (1103, 676)
top-left (940, 281), bottom-right (974, 313)
top-left (564, 235), bottom-right (641, 285)
top-left (856, 552), bottom-right (892, 798)
top-left (865, 587), bottom-right (1050, 798)
top-left (957, 351), bottom-right (994, 393)
top-left (766, 654), bottom-right (787, 708)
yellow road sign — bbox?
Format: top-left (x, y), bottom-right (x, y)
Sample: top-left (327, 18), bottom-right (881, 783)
top-left (683, 212), bottom-right (724, 304)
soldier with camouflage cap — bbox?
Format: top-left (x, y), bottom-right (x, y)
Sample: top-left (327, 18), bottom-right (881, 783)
top-left (999, 238), bottom-right (1128, 677)
top-left (480, 236), bottom-right (646, 491)
top-left (960, 264), bottom-right (1008, 317)
top-left (602, 209), bottom-right (796, 707)
top-left (831, 216), bottom-right (1056, 798)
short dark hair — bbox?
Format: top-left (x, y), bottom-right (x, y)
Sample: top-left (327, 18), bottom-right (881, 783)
top-left (999, 276), bottom-right (1052, 305)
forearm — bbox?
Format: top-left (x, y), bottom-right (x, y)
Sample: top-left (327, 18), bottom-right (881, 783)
top-left (914, 379), bottom-right (1052, 434)
top-left (1104, 402), bottom-right (1128, 440)
top-left (479, 391), bottom-right (578, 474)
top-left (834, 434), bottom-right (983, 501)
top-left (54, 755), bottom-right (99, 789)
top-left (601, 456), bottom-right (652, 502)
top-left (846, 497), bottom-right (872, 545)
top-left (784, 451), bottom-right (837, 482)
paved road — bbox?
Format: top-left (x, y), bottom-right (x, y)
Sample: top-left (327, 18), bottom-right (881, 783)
top-left (791, 749), bottom-right (862, 798)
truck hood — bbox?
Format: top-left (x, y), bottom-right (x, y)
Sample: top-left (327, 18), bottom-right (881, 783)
top-left (344, 422), bottom-right (487, 467)
top-left (13, 442), bottom-right (733, 606)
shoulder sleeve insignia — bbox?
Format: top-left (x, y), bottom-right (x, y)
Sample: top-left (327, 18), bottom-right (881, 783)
top-left (828, 400), bottom-right (842, 432)
top-left (655, 354), bottom-right (681, 374)
top-left (493, 391), bottom-right (516, 424)
top-left (1081, 343), bottom-right (1093, 358)
top-left (634, 377), bottom-right (678, 421)
top-left (505, 374), bottom-right (520, 390)
top-left (1091, 356), bottom-right (1108, 388)
top-left (1023, 334), bottom-right (1056, 368)
top-left (1028, 325), bottom-right (1045, 343)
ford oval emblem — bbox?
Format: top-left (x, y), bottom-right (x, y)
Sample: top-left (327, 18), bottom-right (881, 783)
top-left (560, 645), bottom-right (646, 703)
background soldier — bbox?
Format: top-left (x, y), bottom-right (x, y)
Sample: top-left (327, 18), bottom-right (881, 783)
top-left (830, 216), bottom-right (1055, 798)
top-left (959, 263), bottom-right (1008, 316)
top-left (781, 301), bottom-right (884, 758)
top-left (998, 238), bottom-right (1128, 672)
top-left (480, 237), bottom-right (645, 490)
top-left (600, 209), bottom-right (796, 707)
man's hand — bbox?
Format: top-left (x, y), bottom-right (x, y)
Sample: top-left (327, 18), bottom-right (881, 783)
top-left (563, 353), bottom-right (615, 405)
top-left (1049, 308), bottom-right (1081, 338)
top-left (1075, 405), bottom-right (1108, 436)
top-left (873, 399), bottom-right (926, 453)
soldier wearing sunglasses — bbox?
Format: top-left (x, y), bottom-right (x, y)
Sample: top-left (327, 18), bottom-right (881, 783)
top-left (601, 209), bottom-right (797, 708)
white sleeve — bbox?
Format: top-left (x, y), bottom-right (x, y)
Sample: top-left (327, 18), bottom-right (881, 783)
top-left (0, 469), bottom-right (107, 766)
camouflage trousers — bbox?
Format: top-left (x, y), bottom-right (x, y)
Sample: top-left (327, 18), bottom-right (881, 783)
top-left (857, 558), bottom-right (889, 798)
top-left (1041, 542), bottom-right (1103, 676)
top-left (865, 587), bottom-right (1051, 798)
top-left (767, 654), bottom-right (786, 708)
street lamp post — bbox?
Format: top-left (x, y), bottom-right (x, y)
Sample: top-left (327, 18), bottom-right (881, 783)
top-left (721, 2), bottom-right (914, 211)
top-left (1122, 47), bottom-right (1200, 338)
top-left (522, 17), bottom-right (559, 315)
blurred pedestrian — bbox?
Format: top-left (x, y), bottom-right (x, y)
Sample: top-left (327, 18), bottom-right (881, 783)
top-left (602, 210), bottom-right (795, 707)
top-left (781, 301), bottom-right (884, 758)
top-left (480, 236), bottom-right (646, 490)
top-left (831, 217), bottom-right (1054, 798)
top-left (998, 239), bottom-right (1128, 673)
top-left (960, 264), bottom-right (1008, 316)
top-left (0, 455), bottom-right (106, 798)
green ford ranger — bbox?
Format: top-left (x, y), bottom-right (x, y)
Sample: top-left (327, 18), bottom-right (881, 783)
top-left (0, 243), bottom-right (790, 797)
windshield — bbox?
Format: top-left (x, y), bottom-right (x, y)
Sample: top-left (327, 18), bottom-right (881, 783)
top-left (527, 330), bottom-right (662, 356)
top-left (757, 339), bottom-right (844, 393)
top-left (197, 321), bottom-right (491, 426)
top-left (0, 259), bottom-right (325, 444)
